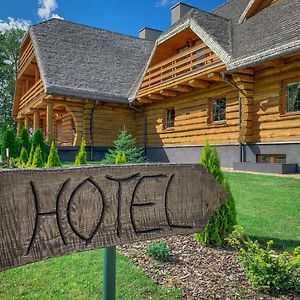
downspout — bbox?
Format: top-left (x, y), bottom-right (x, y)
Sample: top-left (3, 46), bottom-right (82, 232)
top-left (129, 102), bottom-right (147, 157)
top-left (90, 100), bottom-right (100, 161)
top-left (221, 72), bottom-right (247, 162)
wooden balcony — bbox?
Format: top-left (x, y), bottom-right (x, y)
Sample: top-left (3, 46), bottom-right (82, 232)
top-left (137, 42), bottom-right (225, 99)
top-left (18, 79), bottom-right (44, 112)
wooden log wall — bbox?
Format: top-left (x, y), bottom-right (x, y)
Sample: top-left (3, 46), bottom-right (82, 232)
top-left (92, 104), bottom-right (136, 147)
top-left (136, 84), bottom-right (239, 146)
top-left (252, 54), bottom-right (300, 142)
top-left (61, 113), bottom-right (75, 145)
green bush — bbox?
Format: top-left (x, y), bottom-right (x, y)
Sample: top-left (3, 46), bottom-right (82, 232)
top-left (115, 151), bottom-right (126, 164)
top-left (18, 126), bottom-right (30, 155)
top-left (45, 141), bottom-right (62, 168)
top-left (102, 129), bottom-right (145, 164)
top-left (17, 146), bottom-right (28, 168)
top-left (146, 241), bottom-right (171, 263)
top-left (27, 144), bottom-right (35, 168)
top-left (195, 141), bottom-right (237, 246)
top-left (227, 226), bottom-right (300, 294)
top-left (32, 145), bottom-right (44, 168)
top-left (31, 129), bottom-right (46, 160)
top-left (1, 128), bottom-right (18, 160)
top-left (75, 138), bottom-right (87, 166)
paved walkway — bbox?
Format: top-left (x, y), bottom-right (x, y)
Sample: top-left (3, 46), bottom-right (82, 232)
top-left (222, 167), bottom-right (300, 179)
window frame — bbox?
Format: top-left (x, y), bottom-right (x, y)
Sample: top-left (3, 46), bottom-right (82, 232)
top-left (282, 77), bottom-right (300, 115)
top-left (164, 108), bottom-right (175, 130)
top-left (209, 96), bottom-right (227, 124)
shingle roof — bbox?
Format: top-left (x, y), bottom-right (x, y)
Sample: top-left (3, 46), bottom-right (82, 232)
top-left (29, 19), bottom-right (154, 104)
top-left (213, 0), bottom-right (300, 71)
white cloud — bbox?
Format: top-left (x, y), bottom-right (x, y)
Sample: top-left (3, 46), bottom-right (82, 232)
top-left (155, 0), bottom-right (176, 7)
top-left (38, 0), bottom-right (63, 20)
top-left (0, 17), bottom-right (31, 33)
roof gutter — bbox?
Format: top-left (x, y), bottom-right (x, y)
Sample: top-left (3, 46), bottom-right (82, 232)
top-left (90, 100), bottom-right (102, 161)
top-left (129, 102), bottom-right (147, 158)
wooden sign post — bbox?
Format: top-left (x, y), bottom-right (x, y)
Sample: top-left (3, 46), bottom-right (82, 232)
top-left (0, 164), bottom-right (227, 296)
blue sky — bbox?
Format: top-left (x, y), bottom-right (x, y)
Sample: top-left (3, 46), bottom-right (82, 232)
top-left (0, 0), bottom-right (227, 36)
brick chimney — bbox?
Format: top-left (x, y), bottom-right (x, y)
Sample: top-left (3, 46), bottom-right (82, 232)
top-left (171, 2), bottom-right (194, 25)
top-left (139, 27), bottom-right (162, 41)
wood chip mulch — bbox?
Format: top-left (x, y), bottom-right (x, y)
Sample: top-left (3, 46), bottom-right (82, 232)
top-left (118, 235), bottom-right (299, 300)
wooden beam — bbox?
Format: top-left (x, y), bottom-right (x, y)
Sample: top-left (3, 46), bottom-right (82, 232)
top-left (148, 94), bottom-right (165, 100)
top-left (160, 90), bottom-right (178, 97)
top-left (17, 120), bottom-right (23, 136)
top-left (173, 85), bottom-right (193, 93)
top-left (24, 115), bottom-right (30, 132)
top-left (33, 110), bottom-right (40, 133)
top-left (207, 72), bottom-right (223, 82)
top-left (263, 59), bottom-right (285, 69)
top-left (137, 97), bottom-right (153, 104)
top-left (46, 101), bottom-right (53, 142)
top-left (188, 79), bottom-right (210, 89)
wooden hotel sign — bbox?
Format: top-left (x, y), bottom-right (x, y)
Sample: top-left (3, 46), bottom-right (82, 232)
top-left (0, 164), bottom-right (227, 271)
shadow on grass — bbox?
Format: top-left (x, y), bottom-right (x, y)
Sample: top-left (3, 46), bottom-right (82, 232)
top-left (249, 235), bottom-right (300, 251)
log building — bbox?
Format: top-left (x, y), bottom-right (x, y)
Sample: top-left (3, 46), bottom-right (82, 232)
top-left (13, 0), bottom-right (300, 173)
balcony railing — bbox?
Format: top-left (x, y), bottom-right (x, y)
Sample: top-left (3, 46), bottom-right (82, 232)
top-left (18, 42), bottom-right (35, 78)
top-left (139, 42), bottom-right (222, 94)
top-left (19, 79), bottom-right (44, 111)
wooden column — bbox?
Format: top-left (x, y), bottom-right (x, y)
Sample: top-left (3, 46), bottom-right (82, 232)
top-left (232, 69), bottom-right (255, 143)
top-left (24, 115), bottom-right (30, 132)
top-left (33, 110), bottom-right (40, 132)
top-left (46, 101), bottom-right (54, 142)
top-left (17, 120), bottom-right (23, 136)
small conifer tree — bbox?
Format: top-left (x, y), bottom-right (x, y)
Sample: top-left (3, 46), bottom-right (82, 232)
top-left (102, 129), bottom-right (145, 164)
top-left (75, 138), bottom-right (87, 166)
top-left (45, 141), bottom-right (62, 168)
top-left (115, 151), bottom-right (126, 164)
top-left (195, 141), bottom-right (237, 246)
top-left (18, 126), bottom-right (31, 155)
top-left (27, 144), bottom-right (35, 168)
top-left (32, 145), bottom-right (44, 168)
top-left (1, 129), bottom-right (18, 159)
top-left (31, 129), bottom-right (46, 160)
top-left (17, 147), bottom-right (29, 168)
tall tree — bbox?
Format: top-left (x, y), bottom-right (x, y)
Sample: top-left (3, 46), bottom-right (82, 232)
top-left (0, 28), bottom-right (25, 133)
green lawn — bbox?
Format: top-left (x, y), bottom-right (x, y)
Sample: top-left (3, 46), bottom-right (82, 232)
top-left (225, 172), bottom-right (300, 251)
top-left (0, 249), bottom-right (181, 299)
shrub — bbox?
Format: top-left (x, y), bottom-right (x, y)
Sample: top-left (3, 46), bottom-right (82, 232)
top-left (1, 128), bottom-right (18, 159)
top-left (17, 146), bottom-right (28, 168)
top-left (227, 226), bottom-right (300, 294)
top-left (75, 138), bottom-right (87, 166)
top-left (115, 151), bottom-right (126, 164)
top-left (195, 141), bottom-right (237, 246)
top-left (18, 126), bottom-right (30, 155)
top-left (146, 241), bottom-right (171, 263)
top-left (32, 145), bottom-right (44, 168)
top-left (27, 144), bottom-right (35, 168)
top-left (31, 129), bottom-right (46, 160)
top-left (102, 129), bottom-right (145, 164)
top-left (45, 141), bottom-right (62, 168)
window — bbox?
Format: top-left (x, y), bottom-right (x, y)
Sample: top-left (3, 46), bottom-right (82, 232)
top-left (256, 154), bottom-right (286, 164)
top-left (212, 98), bottom-right (226, 122)
top-left (284, 79), bottom-right (300, 113)
top-left (165, 109), bottom-right (175, 129)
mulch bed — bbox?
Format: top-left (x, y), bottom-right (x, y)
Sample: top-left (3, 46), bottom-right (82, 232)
top-left (118, 235), bottom-right (299, 300)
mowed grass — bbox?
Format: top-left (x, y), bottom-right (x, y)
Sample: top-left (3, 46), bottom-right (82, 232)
top-left (225, 172), bottom-right (300, 251)
top-left (0, 249), bottom-right (182, 299)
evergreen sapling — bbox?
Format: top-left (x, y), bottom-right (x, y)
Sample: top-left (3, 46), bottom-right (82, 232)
top-left (32, 145), bottom-right (44, 168)
top-left (18, 126), bottom-right (30, 155)
top-left (102, 129), bottom-right (145, 164)
top-left (45, 141), bottom-right (62, 168)
top-left (75, 138), bottom-right (87, 166)
top-left (17, 146), bottom-right (28, 168)
top-left (195, 141), bottom-right (237, 246)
